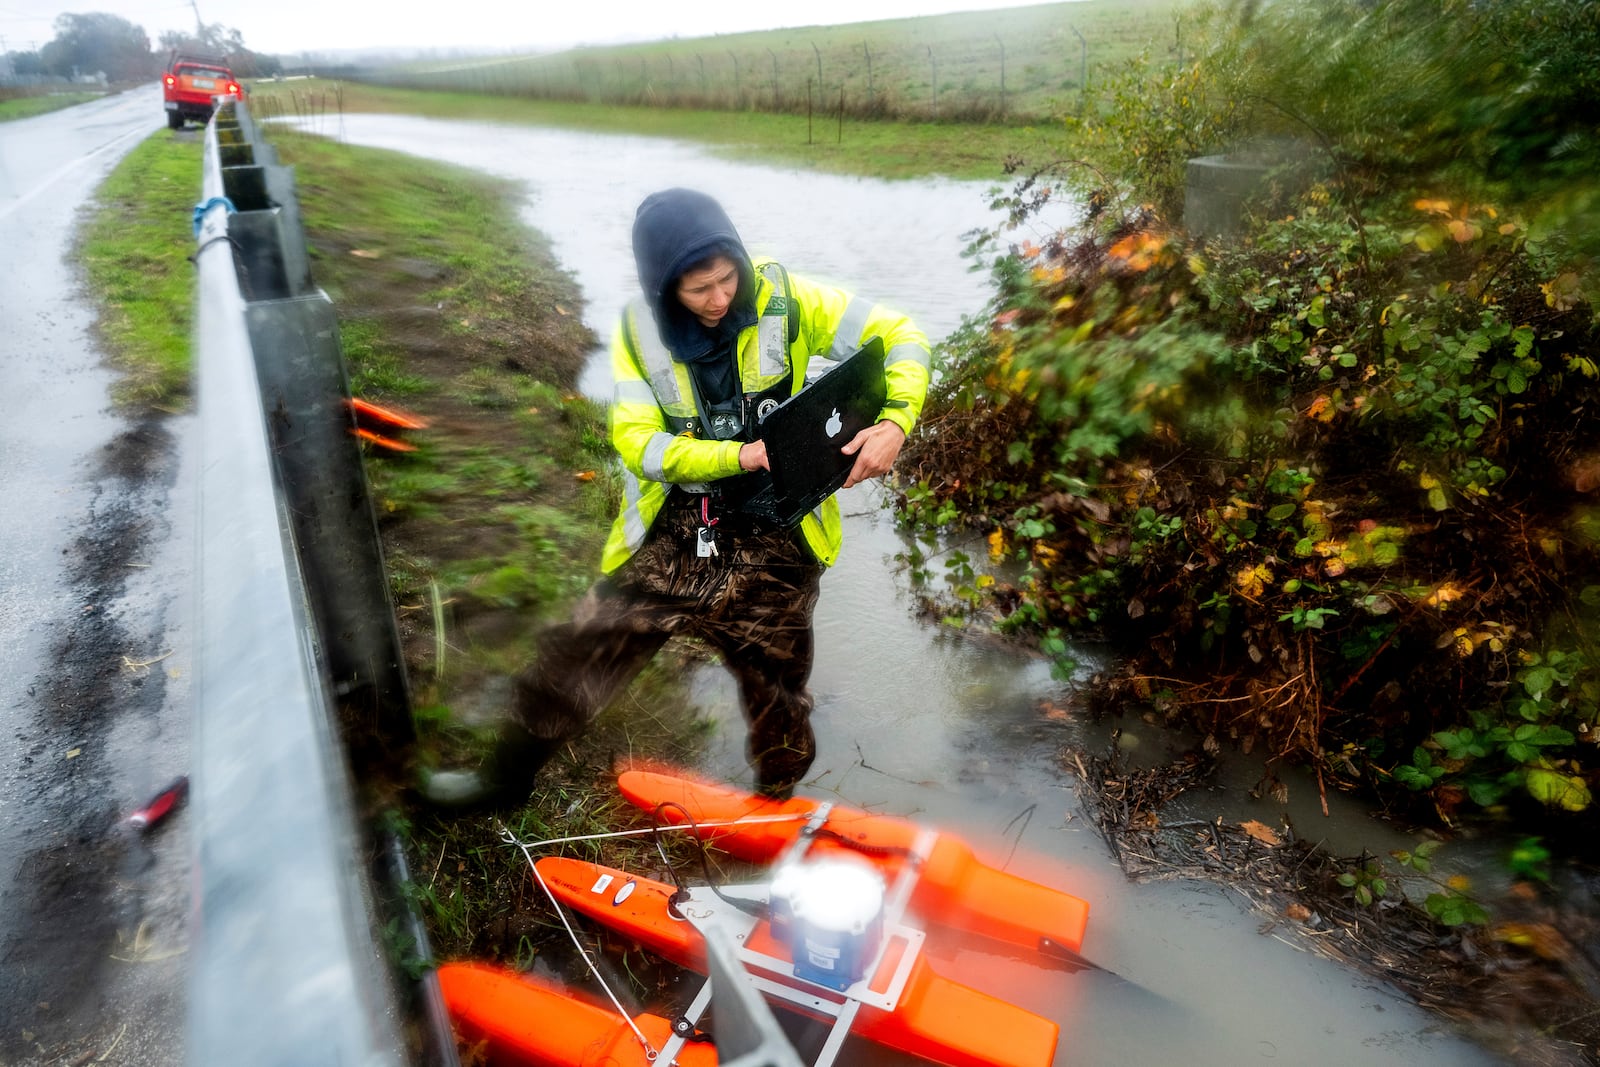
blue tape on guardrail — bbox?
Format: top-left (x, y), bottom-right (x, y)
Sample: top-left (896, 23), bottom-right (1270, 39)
top-left (192, 195), bottom-right (237, 238)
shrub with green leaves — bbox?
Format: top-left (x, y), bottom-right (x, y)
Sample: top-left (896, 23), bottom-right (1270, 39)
top-left (897, 0), bottom-right (1600, 823)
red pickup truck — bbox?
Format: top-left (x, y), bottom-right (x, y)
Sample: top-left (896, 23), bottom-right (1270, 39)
top-left (163, 53), bottom-right (244, 129)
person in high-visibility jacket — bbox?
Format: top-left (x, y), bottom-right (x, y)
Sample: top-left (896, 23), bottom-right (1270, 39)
top-left (423, 187), bottom-right (928, 808)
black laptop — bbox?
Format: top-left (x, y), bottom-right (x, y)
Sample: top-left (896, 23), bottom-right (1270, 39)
top-left (736, 337), bottom-right (888, 528)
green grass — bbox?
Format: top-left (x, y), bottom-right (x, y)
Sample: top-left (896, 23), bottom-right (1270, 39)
top-left (260, 125), bottom-right (615, 668)
top-left (250, 0), bottom-right (1189, 182)
top-left (247, 0), bottom-right (1195, 183)
top-left (250, 78), bottom-right (1079, 181)
top-left (279, 130), bottom-right (576, 323)
top-left (377, 0), bottom-right (1191, 124)
top-left (341, 319), bottom-right (430, 395)
top-left (0, 91), bottom-right (104, 121)
top-left (80, 132), bottom-right (202, 408)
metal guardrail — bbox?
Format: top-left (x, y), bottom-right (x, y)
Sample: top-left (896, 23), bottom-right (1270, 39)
top-left (188, 98), bottom-right (433, 1067)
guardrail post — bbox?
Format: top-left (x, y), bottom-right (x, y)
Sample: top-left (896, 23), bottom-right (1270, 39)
top-left (218, 100), bottom-right (411, 743)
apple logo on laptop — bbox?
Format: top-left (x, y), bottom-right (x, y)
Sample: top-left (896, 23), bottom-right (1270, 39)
top-left (826, 407), bottom-right (842, 438)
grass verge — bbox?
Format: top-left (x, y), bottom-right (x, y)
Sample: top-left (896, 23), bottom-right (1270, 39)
top-left (80, 131), bottom-right (201, 409)
top-left (0, 91), bottom-right (104, 121)
top-left (269, 127), bottom-right (609, 680)
top-left (246, 78), bottom-right (1076, 181)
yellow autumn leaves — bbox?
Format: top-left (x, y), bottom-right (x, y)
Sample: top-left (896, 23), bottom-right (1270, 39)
top-left (1410, 198), bottom-right (1520, 251)
top-left (1234, 562), bottom-right (1273, 598)
top-left (987, 527), bottom-right (1007, 563)
top-left (1525, 766), bottom-right (1592, 812)
top-left (1437, 620), bottom-right (1514, 657)
top-left (1105, 230), bottom-right (1174, 273)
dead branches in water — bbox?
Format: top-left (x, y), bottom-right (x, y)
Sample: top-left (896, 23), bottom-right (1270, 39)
top-left (1065, 743), bottom-right (1600, 1065)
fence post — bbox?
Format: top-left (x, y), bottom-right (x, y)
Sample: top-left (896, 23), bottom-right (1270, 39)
top-left (807, 76), bottom-right (813, 144)
top-left (837, 85), bottom-right (844, 144)
top-left (928, 46), bottom-right (938, 120)
top-left (729, 50), bottom-right (742, 108)
top-left (767, 47), bottom-right (778, 109)
top-left (1071, 25), bottom-right (1088, 109)
top-left (996, 35), bottom-right (1006, 120)
top-left (863, 42), bottom-right (874, 110)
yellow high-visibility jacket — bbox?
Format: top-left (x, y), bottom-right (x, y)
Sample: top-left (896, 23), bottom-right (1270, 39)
top-left (601, 258), bottom-right (930, 572)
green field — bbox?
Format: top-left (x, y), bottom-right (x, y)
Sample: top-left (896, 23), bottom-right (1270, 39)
top-left (366, 0), bottom-right (1192, 123)
top-left (0, 90), bottom-right (105, 122)
top-left (246, 78), bottom-right (1082, 180)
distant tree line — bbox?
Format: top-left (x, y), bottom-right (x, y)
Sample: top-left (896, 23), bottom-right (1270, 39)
top-left (2, 12), bottom-right (280, 85)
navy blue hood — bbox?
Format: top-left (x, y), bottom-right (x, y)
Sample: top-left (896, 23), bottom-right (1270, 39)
top-left (632, 188), bottom-right (758, 363)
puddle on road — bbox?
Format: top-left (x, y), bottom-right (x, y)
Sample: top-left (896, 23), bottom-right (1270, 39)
top-left (288, 114), bottom-right (1501, 1066)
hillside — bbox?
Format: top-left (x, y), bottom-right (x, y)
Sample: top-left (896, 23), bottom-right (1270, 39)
top-left (364, 0), bottom-right (1193, 122)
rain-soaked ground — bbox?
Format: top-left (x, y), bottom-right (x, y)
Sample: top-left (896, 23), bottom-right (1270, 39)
top-left (285, 113), bottom-right (1506, 1065)
top-left (0, 85), bottom-right (190, 1066)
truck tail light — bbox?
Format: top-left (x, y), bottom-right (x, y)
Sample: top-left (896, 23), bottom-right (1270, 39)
top-left (163, 74), bottom-right (175, 87)
top-left (226, 82), bottom-right (241, 95)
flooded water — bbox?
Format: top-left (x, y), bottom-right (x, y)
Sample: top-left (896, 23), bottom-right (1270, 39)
top-left (291, 115), bottom-right (1500, 1066)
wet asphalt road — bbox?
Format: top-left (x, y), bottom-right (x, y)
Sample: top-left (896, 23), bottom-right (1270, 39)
top-left (0, 86), bottom-right (191, 1065)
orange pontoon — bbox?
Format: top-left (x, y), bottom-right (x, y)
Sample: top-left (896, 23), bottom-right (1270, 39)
top-left (438, 961), bottom-right (717, 1067)
top-left (618, 769), bottom-right (1090, 958)
top-left (534, 856), bottom-right (1059, 1067)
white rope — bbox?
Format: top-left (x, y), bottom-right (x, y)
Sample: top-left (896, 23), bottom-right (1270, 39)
top-left (499, 810), bottom-right (809, 1066)
top-left (511, 833), bottom-right (661, 1061)
top-left (500, 811), bottom-right (812, 852)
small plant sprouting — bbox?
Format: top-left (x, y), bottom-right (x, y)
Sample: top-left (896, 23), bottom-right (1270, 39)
top-left (1424, 890), bottom-right (1489, 928)
top-left (1507, 836), bottom-right (1551, 883)
top-left (1335, 840), bottom-right (1493, 928)
top-left (1335, 854), bottom-right (1388, 907)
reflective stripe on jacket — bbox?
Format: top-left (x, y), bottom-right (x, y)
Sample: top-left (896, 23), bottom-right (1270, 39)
top-left (600, 257), bottom-right (930, 572)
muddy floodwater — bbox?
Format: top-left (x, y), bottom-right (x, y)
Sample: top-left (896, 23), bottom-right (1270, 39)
top-left (287, 114), bottom-right (1501, 1066)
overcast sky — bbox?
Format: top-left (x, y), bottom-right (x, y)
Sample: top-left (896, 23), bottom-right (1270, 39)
top-left (2, 0), bottom-right (1070, 57)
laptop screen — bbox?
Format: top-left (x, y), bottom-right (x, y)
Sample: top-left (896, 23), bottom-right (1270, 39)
top-left (758, 338), bottom-right (888, 514)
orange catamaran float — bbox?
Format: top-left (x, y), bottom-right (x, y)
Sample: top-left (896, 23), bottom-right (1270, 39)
top-left (438, 769), bottom-right (1091, 1067)
top-left (440, 961), bottom-right (717, 1067)
top-left (617, 769), bottom-right (1091, 960)
top-left (534, 855), bottom-right (1059, 1067)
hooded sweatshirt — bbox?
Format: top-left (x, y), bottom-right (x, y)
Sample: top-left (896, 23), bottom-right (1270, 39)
top-left (631, 189), bottom-right (759, 406)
